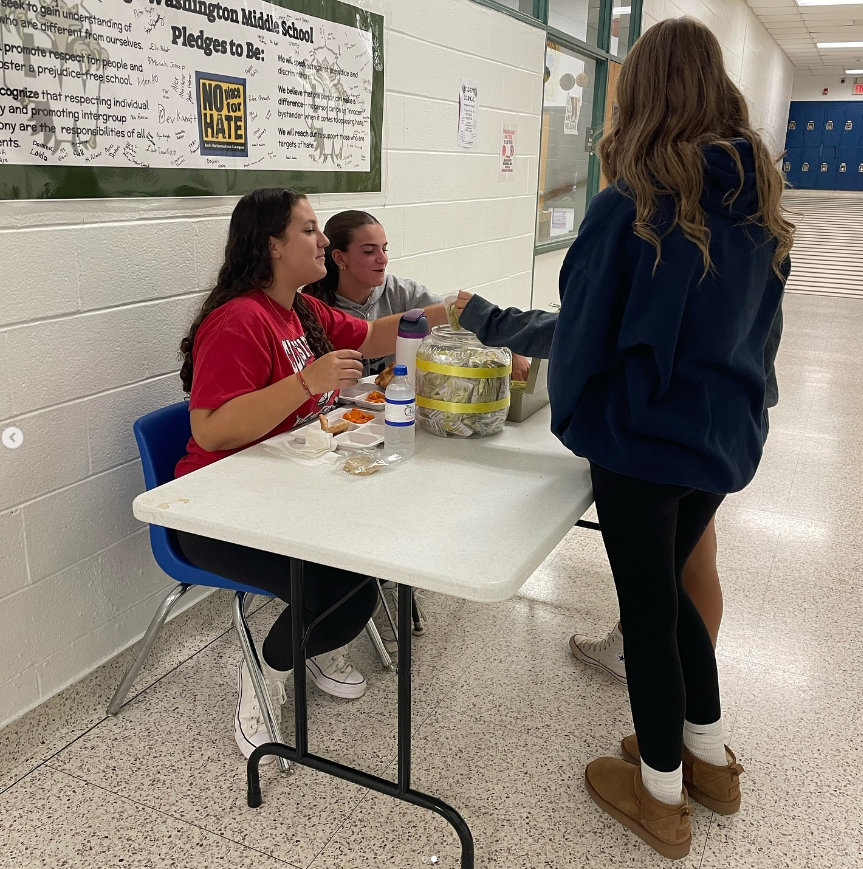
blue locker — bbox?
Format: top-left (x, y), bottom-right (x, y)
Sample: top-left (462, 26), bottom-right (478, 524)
top-left (799, 146), bottom-right (820, 189)
top-left (841, 103), bottom-right (863, 149)
top-left (835, 148), bottom-right (856, 190)
top-left (785, 101), bottom-right (806, 150)
top-left (783, 147), bottom-right (802, 188)
top-left (855, 158), bottom-right (863, 192)
top-left (802, 103), bottom-right (826, 147)
top-left (822, 104), bottom-right (846, 149)
top-left (815, 152), bottom-right (836, 189)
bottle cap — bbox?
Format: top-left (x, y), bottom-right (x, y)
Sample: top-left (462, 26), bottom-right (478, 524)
top-left (394, 364), bottom-right (408, 376)
top-left (398, 308), bottom-right (430, 339)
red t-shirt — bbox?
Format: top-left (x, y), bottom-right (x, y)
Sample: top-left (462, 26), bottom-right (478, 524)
top-left (175, 290), bottom-right (369, 477)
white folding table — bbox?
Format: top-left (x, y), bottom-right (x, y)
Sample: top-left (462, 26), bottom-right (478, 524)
top-left (132, 408), bottom-right (594, 868)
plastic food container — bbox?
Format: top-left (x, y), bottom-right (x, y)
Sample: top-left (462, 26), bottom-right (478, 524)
top-left (334, 430), bottom-right (385, 450)
top-left (415, 326), bottom-right (512, 438)
top-left (338, 382), bottom-right (388, 410)
top-left (288, 409), bottom-right (383, 446)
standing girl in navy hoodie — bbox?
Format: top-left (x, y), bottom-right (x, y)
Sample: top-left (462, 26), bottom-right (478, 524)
top-left (547, 19), bottom-right (793, 858)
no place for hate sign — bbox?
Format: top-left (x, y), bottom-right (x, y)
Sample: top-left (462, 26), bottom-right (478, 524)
top-left (0, 0), bottom-right (384, 198)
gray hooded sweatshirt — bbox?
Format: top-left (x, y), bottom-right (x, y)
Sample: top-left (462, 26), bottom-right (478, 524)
top-left (333, 274), bottom-right (441, 376)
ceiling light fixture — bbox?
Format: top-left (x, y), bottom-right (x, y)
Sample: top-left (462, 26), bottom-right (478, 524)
top-left (612, 6), bottom-right (631, 14)
top-left (798, 0), bottom-right (863, 5)
top-left (817, 41), bottom-right (863, 48)
top-left (846, 68), bottom-right (863, 73)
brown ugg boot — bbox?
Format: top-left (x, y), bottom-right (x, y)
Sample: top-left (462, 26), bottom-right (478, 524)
top-left (585, 757), bottom-right (692, 860)
top-left (620, 734), bottom-right (744, 815)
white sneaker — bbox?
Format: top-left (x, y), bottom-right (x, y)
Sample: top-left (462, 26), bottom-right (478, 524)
top-left (234, 653), bottom-right (289, 764)
top-left (306, 649), bottom-right (367, 699)
top-left (569, 625), bottom-right (627, 685)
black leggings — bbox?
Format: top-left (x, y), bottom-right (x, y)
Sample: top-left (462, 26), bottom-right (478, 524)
top-left (177, 532), bottom-right (378, 672)
top-left (589, 463), bottom-right (726, 773)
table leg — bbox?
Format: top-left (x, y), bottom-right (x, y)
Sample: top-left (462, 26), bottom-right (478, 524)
top-left (397, 582), bottom-right (412, 792)
top-left (246, 562), bottom-right (475, 868)
top-left (291, 557), bottom-right (308, 758)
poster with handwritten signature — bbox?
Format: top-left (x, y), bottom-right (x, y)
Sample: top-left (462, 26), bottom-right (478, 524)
top-left (0, 0), bottom-right (384, 198)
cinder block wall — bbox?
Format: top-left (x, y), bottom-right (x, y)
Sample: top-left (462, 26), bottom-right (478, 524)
top-left (0, 0), bottom-right (546, 730)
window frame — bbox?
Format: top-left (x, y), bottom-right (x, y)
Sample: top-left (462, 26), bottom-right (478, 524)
top-left (467, 0), bottom-right (546, 27)
top-left (535, 31), bottom-right (611, 256)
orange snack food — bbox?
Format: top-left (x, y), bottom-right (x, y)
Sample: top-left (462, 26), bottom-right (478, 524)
top-left (364, 391), bottom-right (386, 403)
top-left (343, 408), bottom-right (375, 424)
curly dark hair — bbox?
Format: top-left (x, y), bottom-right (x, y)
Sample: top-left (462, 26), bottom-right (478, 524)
top-left (180, 188), bottom-right (334, 393)
top-left (305, 210), bottom-right (381, 306)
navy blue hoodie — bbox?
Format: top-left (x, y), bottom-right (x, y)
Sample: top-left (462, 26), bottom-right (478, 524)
top-left (548, 140), bottom-right (788, 494)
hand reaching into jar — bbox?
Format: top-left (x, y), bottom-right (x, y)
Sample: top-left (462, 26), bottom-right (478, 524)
top-left (455, 291), bottom-right (531, 382)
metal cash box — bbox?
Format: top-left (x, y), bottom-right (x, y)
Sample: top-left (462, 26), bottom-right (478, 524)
top-left (507, 357), bottom-right (550, 423)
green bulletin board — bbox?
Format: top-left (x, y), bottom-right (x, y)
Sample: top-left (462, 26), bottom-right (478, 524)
top-left (0, 0), bottom-right (384, 198)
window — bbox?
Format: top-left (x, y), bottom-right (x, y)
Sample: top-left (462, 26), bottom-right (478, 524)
top-left (548, 0), bottom-right (603, 47)
top-left (471, 0), bottom-right (544, 22)
top-left (610, 5), bottom-right (632, 58)
top-left (494, 0), bottom-right (539, 14)
top-left (536, 41), bottom-right (600, 246)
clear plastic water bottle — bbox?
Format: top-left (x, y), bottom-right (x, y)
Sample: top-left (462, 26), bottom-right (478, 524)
top-left (384, 364), bottom-right (416, 459)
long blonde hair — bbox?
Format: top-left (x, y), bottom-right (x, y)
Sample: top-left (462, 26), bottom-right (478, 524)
top-left (597, 17), bottom-right (794, 276)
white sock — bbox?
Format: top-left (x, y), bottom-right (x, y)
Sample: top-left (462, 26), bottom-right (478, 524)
top-left (640, 759), bottom-right (684, 805)
top-left (683, 717), bottom-right (727, 766)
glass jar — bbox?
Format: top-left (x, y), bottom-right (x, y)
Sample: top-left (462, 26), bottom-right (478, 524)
top-left (415, 327), bottom-right (512, 438)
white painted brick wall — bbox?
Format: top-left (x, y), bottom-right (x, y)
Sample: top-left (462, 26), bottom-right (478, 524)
top-left (642, 0), bottom-right (794, 154)
top-left (0, 0), bottom-right (546, 730)
top-left (791, 74), bottom-right (863, 103)
top-left (0, 508), bottom-right (28, 599)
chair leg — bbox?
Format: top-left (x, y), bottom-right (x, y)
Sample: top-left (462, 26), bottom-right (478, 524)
top-left (412, 593), bottom-right (427, 635)
top-left (231, 592), bottom-right (292, 775)
top-left (108, 583), bottom-right (193, 716)
top-left (365, 619), bottom-right (395, 671)
top-left (379, 580), bottom-right (428, 640)
top-left (377, 580), bottom-right (398, 641)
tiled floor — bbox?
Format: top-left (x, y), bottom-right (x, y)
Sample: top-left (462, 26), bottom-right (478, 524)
top-left (2, 291), bottom-right (863, 868)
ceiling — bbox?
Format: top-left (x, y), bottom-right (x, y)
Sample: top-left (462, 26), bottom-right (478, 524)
top-left (747, 0), bottom-right (863, 74)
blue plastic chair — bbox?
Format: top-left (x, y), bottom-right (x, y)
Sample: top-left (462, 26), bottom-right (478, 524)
top-left (108, 402), bottom-right (392, 772)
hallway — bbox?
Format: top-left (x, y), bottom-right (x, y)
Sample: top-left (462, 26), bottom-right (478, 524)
top-left (784, 190), bottom-right (863, 299)
top-left (2, 288), bottom-right (862, 867)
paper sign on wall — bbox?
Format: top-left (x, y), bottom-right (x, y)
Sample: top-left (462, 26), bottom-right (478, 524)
top-left (550, 207), bottom-right (575, 236)
top-left (564, 95), bottom-right (580, 135)
top-left (458, 79), bottom-right (478, 148)
top-left (499, 122), bottom-right (517, 182)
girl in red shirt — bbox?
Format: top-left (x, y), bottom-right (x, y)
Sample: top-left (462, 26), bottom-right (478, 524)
top-left (174, 188), bottom-right (446, 763)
